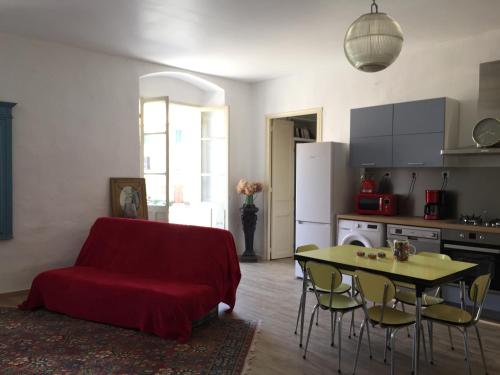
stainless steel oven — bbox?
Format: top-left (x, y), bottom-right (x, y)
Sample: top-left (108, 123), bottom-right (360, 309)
top-left (441, 229), bottom-right (500, 291)
top-left (441, 229), bottom-right (500, 321)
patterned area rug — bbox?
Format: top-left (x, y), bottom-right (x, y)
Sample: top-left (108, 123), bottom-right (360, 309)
top-left (0, 308), bottom-right (258, 374)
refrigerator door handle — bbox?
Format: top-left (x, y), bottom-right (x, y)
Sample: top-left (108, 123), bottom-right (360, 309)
top-left (296, 221), bottom-right (332, 225)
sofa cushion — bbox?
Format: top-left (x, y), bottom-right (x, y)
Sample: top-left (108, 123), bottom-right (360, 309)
top-left (23, 266), bottom-right (218, 342)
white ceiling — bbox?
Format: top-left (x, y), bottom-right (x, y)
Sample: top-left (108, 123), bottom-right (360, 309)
top-left (0, 0), bottom-right (499, 82)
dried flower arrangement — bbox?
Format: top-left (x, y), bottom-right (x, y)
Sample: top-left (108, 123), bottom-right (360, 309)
top-left (236, 179), bottom-right (263, 205)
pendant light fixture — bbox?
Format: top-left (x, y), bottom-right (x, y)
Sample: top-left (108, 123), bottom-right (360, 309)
top-left (344, 0), bottom-right (403, 72)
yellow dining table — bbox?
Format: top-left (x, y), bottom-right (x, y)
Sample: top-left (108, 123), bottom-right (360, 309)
top-left (294, 245), bottom-right (479, 375)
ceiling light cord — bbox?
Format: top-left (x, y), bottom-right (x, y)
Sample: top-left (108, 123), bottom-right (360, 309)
top-left (371, 0), bottom-right (378, 14)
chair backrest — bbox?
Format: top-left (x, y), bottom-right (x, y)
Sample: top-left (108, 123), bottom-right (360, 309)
top-left (296, 244), bottom-right (319, 253)
top-left (307, 261), bottom-right (342, 292)
top-left (418, 252), bottom-right (452, 298)
top-left (355, 270), bottom-right (395, 305)
top-left (419, 252), bottom-right (451, 261)
top-left (469, 273), bottom-right (491, 321)
top-left (296, 244), bottom-right (319, 268)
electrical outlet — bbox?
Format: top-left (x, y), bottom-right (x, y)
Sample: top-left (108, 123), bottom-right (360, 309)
top-left (441, 170), bottom-right (450, 179)
top-left (383, 171), bottom-right (391, 179)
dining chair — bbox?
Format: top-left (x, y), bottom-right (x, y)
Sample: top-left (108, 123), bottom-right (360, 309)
top-left (394, 252), bottom-right (455, 349)
top-left (423, 273), bottom-right (491, 375)
top-left (294, 244), bottom-right (353, 338)
top-left (303, 261), bottom-right (363, 373)
top-left (353, 270), bottom-right (425, 375)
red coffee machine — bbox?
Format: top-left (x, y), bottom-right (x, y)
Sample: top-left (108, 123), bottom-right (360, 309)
top-left (424, 190), bottom-right (446, 220)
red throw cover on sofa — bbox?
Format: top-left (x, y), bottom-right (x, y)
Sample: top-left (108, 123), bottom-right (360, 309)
top-left (20, 217), bottom-right (241, 342)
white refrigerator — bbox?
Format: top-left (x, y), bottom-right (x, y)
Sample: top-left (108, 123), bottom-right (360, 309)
top-left (295, 142), bottom-right (353, 277)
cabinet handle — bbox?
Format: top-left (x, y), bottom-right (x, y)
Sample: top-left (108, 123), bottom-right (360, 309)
top-left (361, 162), bottom-right (376, 166)
top-left (407, 162), bottom-right (425, 166)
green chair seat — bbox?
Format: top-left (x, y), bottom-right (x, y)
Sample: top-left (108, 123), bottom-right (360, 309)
top-left (395, 290), bottom-right (444, 307)
top-left (367, 306), bottom-right (415, 327)
top-left (310, 282), bottom-right (351, 295)
top-left (422, 304), bottom-right (473, 325)
top-left (394, 280), bottom-right (416, 289)
top-left (318, 293), bottom-right (361, 311)
top-left (333, 282), bottom-right (352, 294)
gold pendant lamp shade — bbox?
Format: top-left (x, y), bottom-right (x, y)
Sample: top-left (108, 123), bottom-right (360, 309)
top-left (344, 0), bottom-right (403, 72)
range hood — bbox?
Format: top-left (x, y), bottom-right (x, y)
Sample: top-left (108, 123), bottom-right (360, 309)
top-left (442, 60), bottom-right (500, 155)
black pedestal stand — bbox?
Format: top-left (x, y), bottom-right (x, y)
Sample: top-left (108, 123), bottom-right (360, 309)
top-left (239, 204), bottom-right (258, 262)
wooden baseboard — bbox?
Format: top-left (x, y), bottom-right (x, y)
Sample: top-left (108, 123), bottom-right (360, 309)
top-left (0, 289), bottom-right (29, 298)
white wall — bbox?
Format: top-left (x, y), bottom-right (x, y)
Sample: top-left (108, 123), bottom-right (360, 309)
top-left (0, 32), bottom-right (252, 293)
top-left (252, 29), bottom-right (500, 258)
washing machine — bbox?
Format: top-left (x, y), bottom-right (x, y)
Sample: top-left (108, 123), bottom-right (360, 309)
top-left (337, 219), bottom-right (386, 286)
top-left (337, 219), bottom-right (386, 248)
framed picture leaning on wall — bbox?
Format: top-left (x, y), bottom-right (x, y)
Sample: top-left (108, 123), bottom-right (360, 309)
top-left (110, 178), bottom-right (148, 219)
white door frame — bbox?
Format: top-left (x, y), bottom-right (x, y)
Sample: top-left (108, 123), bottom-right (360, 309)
top-left (264, 108), bottom-right (323, 261)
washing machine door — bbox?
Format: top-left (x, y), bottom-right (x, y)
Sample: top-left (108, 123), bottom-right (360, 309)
top-left (339, 233), bottom-right (373, 248)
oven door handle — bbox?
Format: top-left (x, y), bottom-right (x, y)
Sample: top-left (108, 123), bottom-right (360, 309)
top-left (443, 243), bottom-right (500, 255)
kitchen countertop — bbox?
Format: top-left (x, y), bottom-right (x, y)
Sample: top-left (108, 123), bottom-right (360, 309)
top-left (337, 213), bottom-right (500, 234)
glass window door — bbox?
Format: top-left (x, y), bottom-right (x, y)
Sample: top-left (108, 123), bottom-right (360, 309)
top-left (140, 98), bottom-right (228, 229)
top-left (200, 109), bottom-right (228, 229)
top-left (141, 97), bottom-right (169, 221)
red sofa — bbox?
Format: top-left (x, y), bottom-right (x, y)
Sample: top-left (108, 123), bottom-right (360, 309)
top-left (20, 217), bottom-right (241, 342)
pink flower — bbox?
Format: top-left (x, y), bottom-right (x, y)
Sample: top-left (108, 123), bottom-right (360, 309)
top-left (236, 179), bottom-right (264, 196)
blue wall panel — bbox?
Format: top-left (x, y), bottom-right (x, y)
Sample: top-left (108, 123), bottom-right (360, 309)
top-left (0, 102), bottom-right (16, 240)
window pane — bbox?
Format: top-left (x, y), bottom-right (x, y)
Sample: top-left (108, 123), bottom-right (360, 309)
top-left (144, 134), bottom-right (166, 173)
top-left (169, 204), bottom-right (212, 227)
top-left (201, 111), bottom-right (225, 138)
top-left (211, 205), bottom-right (226, 229)
top-left (143, 101), bottom-right (166, 133)
top-left (145, 174), bottom-right (167, 206)
top-left (202, 175), bottom-right (226, 204)
top-left (201, 139), bottom-right (227, 175)
top-left (169, 104), bottom-right (201, 207)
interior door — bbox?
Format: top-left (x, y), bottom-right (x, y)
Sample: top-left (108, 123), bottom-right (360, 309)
top-left (270, 119), bottom-right (295, 259)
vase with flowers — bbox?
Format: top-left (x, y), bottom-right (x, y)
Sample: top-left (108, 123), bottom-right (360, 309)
top-left (236, 179), bottom-right (263, 262)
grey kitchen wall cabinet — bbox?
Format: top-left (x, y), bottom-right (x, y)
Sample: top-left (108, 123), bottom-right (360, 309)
top-left (349, 97), bottom-right (459, 168)
top-left (392, 98), bottom-right (459, 167)
top-left (350, 104), bottom-right (393, 138)
top-left (393, 133), bottom-right (445, 167)
top-left (349, 104), bottom-right (393, 167)
top-left (350, 136), bottom-right (393, 168)
top-left (393, 98), bottom-right (446, 135)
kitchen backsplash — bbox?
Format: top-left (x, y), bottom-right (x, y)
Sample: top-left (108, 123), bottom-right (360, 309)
top-left (367, 168), bottom-right (500, 219)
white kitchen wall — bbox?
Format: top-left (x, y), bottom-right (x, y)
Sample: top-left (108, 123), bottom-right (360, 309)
top-left (251, 29), bottom-right (500, 258)
top-left (0, 32), bottom-right (252, 293)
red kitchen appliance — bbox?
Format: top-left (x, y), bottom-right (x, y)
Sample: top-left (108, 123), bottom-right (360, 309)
top-left (424, 189), bottom-right (446, 220)
top-left (355, 193), bottom-right (397, 216)
top-left (360, 175), bottom-right (376, 193)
